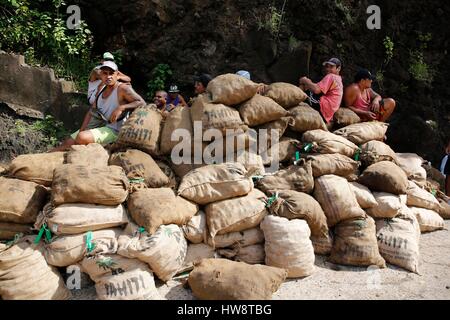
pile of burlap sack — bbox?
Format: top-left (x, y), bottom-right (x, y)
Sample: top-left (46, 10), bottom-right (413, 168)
top-left (1, 74), bottom-right (449, 300)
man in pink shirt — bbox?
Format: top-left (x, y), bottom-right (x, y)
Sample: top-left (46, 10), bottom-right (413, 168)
top-left (299, 58), bottom-right (344, 124)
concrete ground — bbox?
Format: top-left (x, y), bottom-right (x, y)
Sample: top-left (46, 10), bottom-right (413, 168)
top-left (70, 221), bottom-right (450, 300)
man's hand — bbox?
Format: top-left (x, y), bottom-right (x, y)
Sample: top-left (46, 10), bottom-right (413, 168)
top-left (365, 111), bottom-right (378, 120)
top-left (110, 106), bottom-right (125, 123)
top-left (167, 104), bottom-right (176, 112)
top-left (257, 84), bottom-right (268, 95)
top-left (300, 77), bottom-right (310, 86)
top-left (371, 99), bottom-right (381, 113)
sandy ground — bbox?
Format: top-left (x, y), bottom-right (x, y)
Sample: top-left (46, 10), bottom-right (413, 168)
top-left (70, 221), bottom-right (450, 301)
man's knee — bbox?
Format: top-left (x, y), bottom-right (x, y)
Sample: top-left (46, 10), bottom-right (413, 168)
top-left (384, 98), bottom-right (396, 109)
top-left (75, 131), bottom-right (94, 145)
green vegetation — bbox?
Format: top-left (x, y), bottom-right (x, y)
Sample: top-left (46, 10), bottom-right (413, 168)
top-left (409, 32), bottom-right (434, 84)
top-left (146, 63), bottom-right (173, 100)
top-left (334, 0), bottom-right (354, 26)
top-left (288, 35), bottom-right (300, 52)
top-left (0, 0), bottom-right (94, 91)
top-left (376, 36), bottom-right (395, 91)
top-left (256, 5), bottom-right (283, 37)
top-left (14, 115), bottom-right (68, 148)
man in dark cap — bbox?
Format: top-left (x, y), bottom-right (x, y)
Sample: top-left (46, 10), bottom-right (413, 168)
top-left (193, 73), bottom-right (213, 95)
top-left (344, 68), bottom-right (396, 122)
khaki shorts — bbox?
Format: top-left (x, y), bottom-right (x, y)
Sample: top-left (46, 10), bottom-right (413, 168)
top-left (71, 127), bottom-right (118, 145)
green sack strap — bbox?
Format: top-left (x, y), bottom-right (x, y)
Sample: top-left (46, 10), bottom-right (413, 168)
top-left (294, 143), bottom-right (314, 165)
top-left (6, 233), bottom-right (23, 247)
top-left (354, 147), bottom-right (362, 161)
top-left (129, 177), bottom-right (145, 184)
top-left (85, 231), bottom-right (96, 253)
top-left (138, 227), bottom-right (146, 234)
top-left (265, 192), bottom-right (279, 208)
top-left (303, 143), bottom-right (314, 153)
top-left (252, 176), bottom-right (265, 182)
top-left (431, 189), bottom-right (437, 197)
top-left (34, 223), bottom-right (52, 244)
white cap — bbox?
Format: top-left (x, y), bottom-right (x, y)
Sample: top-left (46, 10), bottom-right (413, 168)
top-left (99, 61), bottom-right (118, 71)
top-left (236, 70), bottom-right (251, 80)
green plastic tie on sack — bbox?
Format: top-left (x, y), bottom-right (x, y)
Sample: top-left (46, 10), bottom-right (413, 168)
top-left (431, 189), bottom-right (437, 197)
top-left (34, 223), bottom-right (51, 244)
top-left (85, 231), bottom-right (96, 253)
top-left (252, 175), bottom-right (264, 182)
top-left (6, 233), bottom-right (22, 247)
top-left (303, 143), bottom-right (313, 153)
top-left (138, 227), bottom-right (146, 234)
top-left (265, 192), bottom-right (279, 208)
top-left (129, 178), bottom-right (145, 184)
top-left (354, 148), bottom-right (362, 161)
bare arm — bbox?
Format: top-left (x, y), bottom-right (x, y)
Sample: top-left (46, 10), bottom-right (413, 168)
top-left (89, 69), bottom-right (100, 82)
top-left (79, 109), bottom-right (93, 132)
top-left (178, 94), bottom-right (188, 107)
top-left (118, 71), bottom-right (131, 83)
top-left (110, 85), bottom-right (145, 123)
top-left (300, 77), bottom-right (322, 94)
top-left (345, 85), bottom-right (376, 119)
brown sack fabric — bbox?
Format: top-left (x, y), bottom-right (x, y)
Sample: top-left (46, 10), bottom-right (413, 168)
top-left (66, 143), bottom-right (109, 167)
top-left (269, 190), bottom-right (329, 240)
top-left (330, 215), bottom-right (386, 268)
top-left (263, 137), bottom-right (299, 165)
top-left (206, 227), bottom-right (265, 249)
top-left (360, 140), bottom-right (397, 166)
top-left (333, 108), bottom-right (361, 128)
top-left (257, 160), bottom-right (314, 194)
top-left (182, 211), bottom-right (207, 244)
top-left (261, 215), bottom-right (315, 278)
top-left (7, 152), bottom-right (66, 186)
top-left (302, 129), bottom-right (359, 158)
top-left (333, 121), bottom-right (389, 145)
top-left (207, 73), bottom-right (259, 106)
top-left (188, 258), bottom-right (287, 300)
top-left (256, 117), bottom-right (294, 150)
top-left (289, 103), bottom-right (328, 133)
top-left (116, 104), bottom-right (162, 156)
top-left (0, 223), bottom-right (32, 240)
top-left (406, 181), bottom-right (440, 211)
top-left (218, 244), bottom-right (265, 265)
top-left (178, 163), bottom-right (254, 205)
top-left (160, 106), bottom-right (193, 155)
top-left (409, 207), bottom-right (445, 233)
top-left (109, 149), bottom-right (170, 188)
top-left (313, 175), bottom-right (366, 227)
top-left (349, 182), bottom-right (378, 209)
top-left (205, 189), bottom-right (268, 239)
top-left (0, 237), bottom-right (71, 300)
top-left (396, 153), bottom-right (427, 185)
top-left (0, 177), bottom-right (48, 224)
top-left (366, 192), bottom-right (407, 219)
top-left (264, 82), bottom-right (308, 109)
top-left (190, 94), bottom-right (247, 134)
top-left (128, 188), bottom-right (198, 235)
top-left (358, 161), bottom-right (409, 195)
top-left (307, 153), bottom-right (359, 178)
top-left (239, 94), bottom-right (288, 126)
top-left (51, 165), bottom-right (129, 206)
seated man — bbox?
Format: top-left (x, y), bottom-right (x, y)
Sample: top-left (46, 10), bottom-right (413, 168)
top-left (87, 52), bottom-right (131, 106)
top-left (51, 61), bottom-right (145, 151)
top-left (344, 69), bottom-right (396, 122)
top-left (153, 90), bottom-right (173, 119)
top-left (299, 57), bottom-right (344, 124)
top-left (166, 85), bottom-right (188, 108)
top-left (193, 73), bottom-right (213, 96)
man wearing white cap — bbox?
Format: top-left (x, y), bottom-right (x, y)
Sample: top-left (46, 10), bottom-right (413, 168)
top-left (51, 60), bottom-right (145, 151)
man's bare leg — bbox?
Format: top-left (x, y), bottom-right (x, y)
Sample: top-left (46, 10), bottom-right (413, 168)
top-left (75, 130), bottom-right (95, 145)
top-left (379, 98), bottom-right (396, 122)
top-left (49, 138), bottom-right (76, 152)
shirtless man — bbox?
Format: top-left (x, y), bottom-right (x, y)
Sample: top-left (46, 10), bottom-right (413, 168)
top-left (344, 69), bottom-right (396, 122)
top-left (51, 61), bottom-right (145, 151)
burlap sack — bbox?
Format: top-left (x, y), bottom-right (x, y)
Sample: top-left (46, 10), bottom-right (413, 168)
top-left (334, 121), bottom-right (389, 145)
top-left (116, 104), bottom-right (162, 156)
top-left (205, 189), bottom-right (268, 240)
top-left (0, 223), bottom-right (32, 240)
top-left (238, 94), bottom-right (288, 127)
top-left (0, 177), bottom-right (48, 224)
top-left (409, 207), bottom-right (445, 233)
top-left (376, 208), bottom-right (420, 273)
top-left (51, 165), bottom-right (129, 206)
top-left (360, 140), bottom-right (397, 167)
top-left (170, 160), bottom-right (207, 180)
top-left (264, 82), bottom-right (308, 109)
top-left (311, 233), bottom-right (333, 256)
top-left (330, 215), bottom-right (386, 268)
top-left (128, 188), bottom-right (198, 235)
top-left (366, 192), bottom-right (407, 218)
top-left (396, 153), bottom-right (427, 185)
top-left (289, 103), bottom-right (328, 132)
top-left (256, 116), bottom-right (293, 148)
top-left (118, 224), bottom-right (187, 282)
top-left (0, 237), bottom-right (70, 300)
top-left (206, 227), bottom-right (264, 248)
top-left (333, 108), bottom-right (361, 128)
top-left (182, 211), bottom-right (207, 244)
top-left (178, 163), bottom-right (254, 205)
top-left (437, 199), bottom-right (450, 219)
top-left (178, 243), bottom-right (216, 274)
top-left (261, 215), bottom-right (315, 278)
top-left (302, 129), bottom-right (359, 158)
top-left (268, 190), bottom-right (328, 239)
top-left (109, 149), bottom-right (170, 188)
top-left (37, 203), bottom-right (128, 235)
top-left (80, 254), bottom-right (161, 300)
top-left (217, 129), bottom-right (257, 156)
top-left (188, 258), bottom-right (287, 300)
top-left (156, 161), bottom-right (178, 190)
top-left (406, 181), bottom-right (440, 211)
top-left (234, 150), bottom-right (266, 176)
top-left (263, 137), bottom-right (299, 165)
top-left (307, 153), bottom-right (359, 178)
top-left (313, 175), bottom-right (365, 227)
top-left (358, 161), bottom-right (409, 195)
top-left (207, 73), bottom-right (259, 106)
top-left (218, 244), bottom-right (265, 265)
top-left (160, 106), bottom-right (193, 155)
top-left (44, 229), bottom-right (121, 267)
top-left (257, 160), bottom-right (314, 194)
top-left (66, 143), bottom-right (109, 167)
top-left (190, 94), bottom-right (247, 134)
top-left (349, 182), bottom-right (378, 209)
top-left (6, 152), bottom-right (66, 186)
